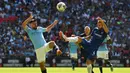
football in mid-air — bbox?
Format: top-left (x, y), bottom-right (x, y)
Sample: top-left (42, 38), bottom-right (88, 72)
top-left (56, 2), bottom-right (66, 12)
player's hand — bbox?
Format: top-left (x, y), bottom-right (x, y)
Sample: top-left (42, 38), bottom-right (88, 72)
top-left (29, 12), bottom-right (33, 19)
top-left (30, 14), bottom-right (33, 19)
top-left (96, 17), bottom-right (103, 20)
top-left (96, 17), bottom-right (105, 23)
top-left (53, 20), bottom-right (58, 26)
top-left (59, 31), bottom-right (65, 41)
top-left (59, 31), bottom-right (63, 38)
top-left (56, 49), bottom-right (62, 56)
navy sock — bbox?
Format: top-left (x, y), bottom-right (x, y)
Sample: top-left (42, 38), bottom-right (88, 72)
top-left (92, 64), bottom-right (94, 73)
top-left (71, 59), bottom-right (75, 70)
top-left (99, 67), bottom-right (103, 73)
top-left (72, 63), bottom-right (75, 70)
top-left (98, 59), bottom-right (103, 73)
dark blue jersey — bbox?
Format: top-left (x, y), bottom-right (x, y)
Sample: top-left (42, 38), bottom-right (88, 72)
top-left (78, 27), bottom-right (107, 60)
top-left (90, 27), bottom-right (107, 51)
top-left (79, 38), bottom-right (90, 50)
top-left (79, 38), bottom-right (96, 60)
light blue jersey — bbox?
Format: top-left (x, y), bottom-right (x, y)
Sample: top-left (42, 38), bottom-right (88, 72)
top-left (69, 42), bottom-right (78, 53)
top-left (98, 35), bottom-right (110, 51)
top-left (25, 26), bottom-right (47, 50)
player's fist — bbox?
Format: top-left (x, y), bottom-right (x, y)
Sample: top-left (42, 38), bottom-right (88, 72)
top-left (29, 12), bottom-right (33, 19)
top-left (56, 49), bottom-right (62, 56)
top-left (96, 17), bottom-right (102, 20)
top-left (59, 31), bottom-right (63, 38)
top-left (54, 20), bottom-right (58, 25)
top-left (96, 17), bottom-right (105, 22)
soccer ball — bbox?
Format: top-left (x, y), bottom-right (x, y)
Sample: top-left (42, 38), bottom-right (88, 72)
top-left (56, 2), bottom-right (66, 12)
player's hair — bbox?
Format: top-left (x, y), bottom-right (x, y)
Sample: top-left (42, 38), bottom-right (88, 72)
top-left (29, 17), bottom-right (37, 23)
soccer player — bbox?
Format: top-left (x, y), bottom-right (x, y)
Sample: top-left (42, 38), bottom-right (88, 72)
top-left (60, 26), bottom-right (94, 73)
top-left (59, 17), bottom-right (109, 73)
top-left (68, 34), bottom-right (79, 70)
top-left (97, 35), bottom-right (113, 73)
top-left (22, 13), bottom-right (61, 73)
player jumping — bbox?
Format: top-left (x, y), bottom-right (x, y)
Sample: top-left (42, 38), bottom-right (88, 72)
top-left (68, 34), bottom-right (79, 70)
top-left (22, 13), bottom-right (61, 73)
top-left (59, 17), bottom-right (109, 73)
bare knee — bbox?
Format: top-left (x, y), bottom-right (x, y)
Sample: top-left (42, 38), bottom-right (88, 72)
top-left (49, 41), bottom-right (55, 48)
top-left (86, 59), bottom-right (92, 65)
top-left (39, 61), bottom-right (46, 70)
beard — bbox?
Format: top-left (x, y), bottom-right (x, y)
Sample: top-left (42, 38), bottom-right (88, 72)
top-left (32, 27), bottom-right (37, 30)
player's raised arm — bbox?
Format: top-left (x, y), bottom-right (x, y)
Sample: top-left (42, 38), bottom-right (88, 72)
top-left (59, 31), bottom-right (82, 44)
top-left (46, 20), bottom-right (58, 32)
top-left (22, 14), bottom-right (33, 29)
top-left (97, 17), bottom-right (109, 33)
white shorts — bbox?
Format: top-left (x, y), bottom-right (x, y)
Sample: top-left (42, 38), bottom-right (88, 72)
top-left (97, 51), bottom-right (109, 59)
top-left (35, 42), bottom-right (52, 63)
top-left (70, 53), bottom-right (77, 59)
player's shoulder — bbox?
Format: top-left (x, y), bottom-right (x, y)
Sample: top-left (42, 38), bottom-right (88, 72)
top-left (81, 37), bottom-right (85, 39)
top-left (92, 27), bottom-right (98, 32)
top-left (94, 27), bottom-right (98, 30)
top-left (91, 27), bottom-right (98, 33)
top-left (37, 26), bottom-right (43, 29)
top-left (37, 26), bottom-right (45, 30)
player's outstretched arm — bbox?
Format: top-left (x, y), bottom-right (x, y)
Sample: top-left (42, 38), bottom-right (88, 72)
top-left (46, 20), bottom-right (58, 32)
top-left (59, 31), bottom-right (82, 44)
top-left (22, 13), bottom-right (33, 29)
top-left (97, 17), bottom-right (109, 33)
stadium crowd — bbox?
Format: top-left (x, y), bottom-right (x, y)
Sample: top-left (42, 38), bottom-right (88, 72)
top-left (0, 0), bottom-right (130, 60)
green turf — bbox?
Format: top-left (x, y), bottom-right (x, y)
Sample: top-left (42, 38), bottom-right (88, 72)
top-left (0, 67), bottom-right (130, 73)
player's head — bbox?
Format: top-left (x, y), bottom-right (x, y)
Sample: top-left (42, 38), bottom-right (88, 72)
top-left (29, 17), bottom-right (37, 29)
top-left (71, 34), bottom-right (75, 37)
top-left (97, 20), bottom-right (103, 29)
top-left (84, 26), bottom-right (90, 36)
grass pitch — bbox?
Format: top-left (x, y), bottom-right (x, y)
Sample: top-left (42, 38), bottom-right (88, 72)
top-left (0, 67), bottom-right (130, 73)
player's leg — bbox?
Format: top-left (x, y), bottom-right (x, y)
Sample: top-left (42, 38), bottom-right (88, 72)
top-left (83, 49), bottom-right (95, 73)
top-left (86, 59), bottom-right (93, 73)
top-left (48, 41), bottom-right (58, 49)
top-left (35, 42), bottom-right (60, 73)
top-left (39, 42), bottom-right (58, 73)
top-left (71, 58), bottom-right (76, 70)
top-left (97, 58), bottom-right (103, 73)
top-left (35, 46), bottom-right (48, 73)
top-left (105, 59), bottom-right (113, 72)
top-left (92, 64), bottom-right (94, 73)
top-left (48, 41), bottom-right (62, 55)
top-left (59, 31), bottom-right (79, 42)
top-left (70, 53), bottom-right (77, 70)
top-left (91, 58), bottom-right (96, 73)
top-left (104, 51), bottom-right (113, 72)
top-left (97, 51), bottom-right (108, 73)
top-left (39, 61), bottom-right (47, 73)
